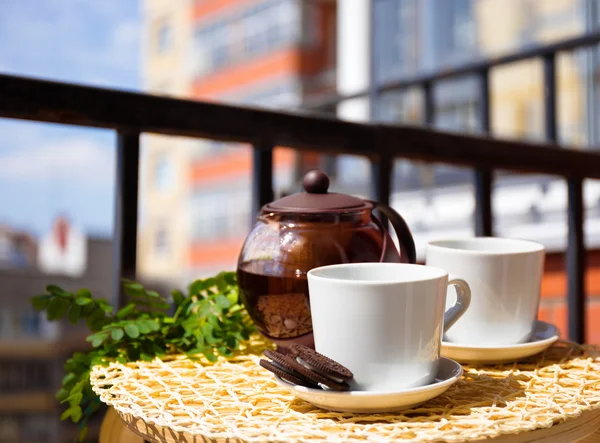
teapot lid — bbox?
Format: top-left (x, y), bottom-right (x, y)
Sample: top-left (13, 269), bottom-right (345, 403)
top-left (264, 170), bottom-right (371, 214)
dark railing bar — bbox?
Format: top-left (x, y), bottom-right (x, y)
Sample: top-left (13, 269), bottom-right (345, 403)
top-left (474, 170), bottom-right (493, 236)
top-left (113, 131), bottom-right (140, 308)
top-left (374, 123), bottom-right (600, 179)
top-left (543, 53), bottom-right (558, 142)
top-left (567, 178), bottom-right (586, 343)
top-left (423, 81), bottom-right (434, 126)
top-left (0, 74), bottom-right (372, 155)
top-left (3, 74), bottom-right (600, 179)
top-left (371, 155), bottom-right (392, 224)
top-left (251, 141), bottom-right (274, 224)
top-left (305, 30), bottom-right (600, 109)
top-left (474, 68), bottom-right (493, 237)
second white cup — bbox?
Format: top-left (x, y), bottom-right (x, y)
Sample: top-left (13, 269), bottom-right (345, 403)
top-left (307, 263), bottom-right (470, 392)
top-left (426, 237), bottom-right (545, 346)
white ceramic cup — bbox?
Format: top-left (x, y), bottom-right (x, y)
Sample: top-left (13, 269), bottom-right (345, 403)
top-left (307, 263), bottom-right (471, 392)
top-left (425, 237), bottom-right (545, 346)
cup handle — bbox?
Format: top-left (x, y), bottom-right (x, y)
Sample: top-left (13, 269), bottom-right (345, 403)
top-left (443, 279), bottom-right (471, 334)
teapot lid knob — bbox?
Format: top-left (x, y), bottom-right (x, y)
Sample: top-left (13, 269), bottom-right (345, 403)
top-left (303, 170), bottom-right (330, 194)
top-left (264, 169), bottom-right (369, 213)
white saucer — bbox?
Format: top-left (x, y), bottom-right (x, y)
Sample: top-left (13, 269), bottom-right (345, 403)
top-left (274, 357), bottom-right (462, 413)
top-left (441, 320), bottom-right (560, 365)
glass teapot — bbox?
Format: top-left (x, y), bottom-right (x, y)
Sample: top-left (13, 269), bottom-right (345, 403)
top-left (237, 170), bottom-right (416, 349)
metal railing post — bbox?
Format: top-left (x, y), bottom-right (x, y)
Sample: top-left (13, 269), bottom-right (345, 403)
top-left (113, 131), bottom-right (140, 308)
top-left (475, 68), bottom-right (493, 237)
top-left (251, 141), bottom-right (274, 224)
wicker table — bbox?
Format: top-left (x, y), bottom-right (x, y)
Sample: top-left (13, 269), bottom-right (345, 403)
top-left (92, 340), bottom-right (600, 443)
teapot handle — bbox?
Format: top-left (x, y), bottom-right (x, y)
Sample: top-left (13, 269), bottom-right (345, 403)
top-left (368, 201), bottom-right (417, 264)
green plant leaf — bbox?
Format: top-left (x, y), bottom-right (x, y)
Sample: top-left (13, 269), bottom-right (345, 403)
top-left (46, 284), bottom-right (64, 294)
top-left (70, 406), bottom-right (82, 422)
top-left (215, 273), bottom-right (228, 291)
top-left (145, 319), bottom-right (160, 331)
top-left (47, 297), bottom-right (69, 320)
top-left (123, 281), bottom-right (145, 298)
top-left (116, 303), bottom-right (136, 319)
top-left (225, 336), bottom-right (238, 349)
top-left (188, 299), bottom-right (212, 317)
top-left (136, 320), bottom-right (150, 334)
top-left (111, 328), bottom-right (124, 341)
top-left (125, 282), bottom-right (144, 291)
top-left (77, 426), bottom-right (88, 442)
top-left (217, 346), bottom-right (233, 357)
top-left (87, 333), bottom-right (108, 348)
top-left (68, 392), bottom-right (83, 407)
top-left (96, 299), bottom-right (113, 313)
top-left (31, 295), bottom-right (50, 311)
top-left (222, 272), bottom-right (236, 286)
top-left (172, 290), bottom-right (185, 305)
top-left (72, 353), bottom-right (88, 364)
top-left (124, 324), bottom-right (140, 338)
top-left (215, 294), bottom-right (231, 309)
top-left (75, 297), bottom-right (92, 306)
top-left (188, 279), bottom-right (205, 295)
top-left (62, 373), bottom-right (76, 386)
top-left (76, 288), bottom-right (92, 298)
top-left (202, 350), bottom-right (218, 362)
top-left (56, 388), bottom-right (69, 402)
top-left (68, 304), bottom-right (82, 325)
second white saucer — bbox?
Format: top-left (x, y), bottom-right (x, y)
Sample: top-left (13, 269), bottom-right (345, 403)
top-left (441, 320), bottom-right (560, 365)
top-left (275, 357), bottom-right (462, 414)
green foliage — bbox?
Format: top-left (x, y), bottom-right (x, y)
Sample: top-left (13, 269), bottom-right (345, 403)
top-left (30, 271), bottom-right (255, 442)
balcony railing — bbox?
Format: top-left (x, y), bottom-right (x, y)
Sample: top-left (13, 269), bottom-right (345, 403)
top-left (2, 33), bottom-right (600, 343)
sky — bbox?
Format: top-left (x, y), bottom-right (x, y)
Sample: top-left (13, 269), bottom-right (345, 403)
top-left (0, 0), bottom-right (141, 237)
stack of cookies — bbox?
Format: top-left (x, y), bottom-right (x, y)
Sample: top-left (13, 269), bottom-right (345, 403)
top-left (260, 344), bottom-right (354, 391)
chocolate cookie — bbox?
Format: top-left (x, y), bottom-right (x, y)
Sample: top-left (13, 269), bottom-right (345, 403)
top-left (289, 344), bottom-right (354, 382)
top-left (282, 353), bottom-right (349, 391)
top-left (259, 359), bottom-right (318, 389)
top-left (260, 347), bottom-right (353, 391)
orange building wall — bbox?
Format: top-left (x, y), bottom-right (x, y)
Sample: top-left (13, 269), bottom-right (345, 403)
top-left (539, 250), bottom-right (600, 343)
top-left (193, 0), bottom-right (247, 21)
top-left (189, 147), bottom-right (295, 185)
top-left (192, 49), bottom-right (301, 99)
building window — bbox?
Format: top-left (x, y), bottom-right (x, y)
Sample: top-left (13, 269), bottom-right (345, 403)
top-left (156, 21), bottom-right (173, 54)
top-left (237, 80), bottom-right (300, 108)
top-left (192, 0), bottom-right (301, 78)
top-left (433, 0), bottom-right (476, 63)
top-left (190, 190), bottom-right (251, 241)
top-left (155, 226), bottom-right (168, 256)
top-left (154, 155), bottom-right (173, 191)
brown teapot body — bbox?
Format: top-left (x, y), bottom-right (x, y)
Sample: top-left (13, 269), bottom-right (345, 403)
top-left (236, 170), bottom-right (416, 349)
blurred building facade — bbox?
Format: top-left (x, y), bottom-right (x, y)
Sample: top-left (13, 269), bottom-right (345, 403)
top-left (139, 0), bottom-right (337, 284)
top-left (0, 218), bottom-right (113, 443)
top-left (343, 0), bottom-right (600, 237)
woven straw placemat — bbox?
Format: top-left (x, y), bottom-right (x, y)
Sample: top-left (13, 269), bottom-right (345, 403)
top-left (90, 339), bottom-right (600, 443)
